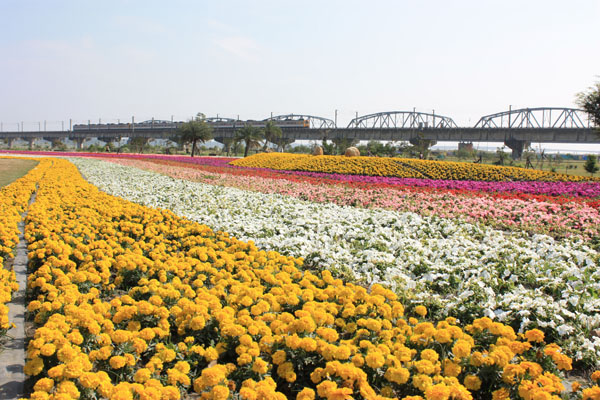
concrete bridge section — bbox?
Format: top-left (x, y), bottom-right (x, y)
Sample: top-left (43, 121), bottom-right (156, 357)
top-left (0, 126), bottom-right (598, 158)
top-left (1, 108), bottom-right (597, 158)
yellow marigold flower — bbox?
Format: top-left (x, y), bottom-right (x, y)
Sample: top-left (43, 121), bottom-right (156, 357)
top-left (415, 360), bottom-right (436, 375)
top-left (238, 353), bottom-right (253, 365)
top-left (524, 329), bottom-right (545, 343)
top-left (204, 347), bottom-right (219, 362)
top-left (415, 306), bottom-right (427, 317)
top-left (109, 355), bottom-right (127, 369)
top-left (421, 349), bottom-right (439, 362)
top-left (434, 329), bottom-right (452, 344)
top-left (492, 388), bottom-right (510, 400)
top-left (56, 381), bottom-right (80, 399)
top-left (365, 350), bottom-right (386, 369)
top-left (210, 385), bottom-right (230, 400)
top-left (297, 388), bottom-right (315, 400)
top-left (412, 374), bottom-right (433, 392)
top-left (33, 377), bottom-right (54, 393)
top-left (67, 330), bottom-right (84, 345)
top-left (272, 350), bottom-right (287, 365)
top-left (591, 371), bottom-right (600, 382)
top-left (425, 383), bottom-right (450, 400)
top-left (310, 368), bottom-right (324, 384)
top-left (46, 364), bottom-right (65, 379)
top-left (139, 328), bottom-right (156, 341)
top-left (40, 343), bottom-right (56, 357)
top-left (112, 330), bottom-right (132, 345)
top-left (134, 368), bottom-right (152, 383)
top-left (452, 340), bottom-right (472, 359)
top-left (335, 345), bottom-right (352, 360)
top-left (442, 360), bottom-right (461, 377)
top-left (252, 357), bottom-right (269, 375)
top-left (316, 381), bottom-right (338, 398)
top-left (582, 387), bottom-right (600, 400)
top-left (463, 375), bottom-right (481, 390)
top-left (352, 354), bottom-right (365, 368)
top-left (384, 366), bottom-right (410, 385)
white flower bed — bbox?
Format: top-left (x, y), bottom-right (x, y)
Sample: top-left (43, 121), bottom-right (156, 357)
top-left (72, 158), bottom-right (600, 364)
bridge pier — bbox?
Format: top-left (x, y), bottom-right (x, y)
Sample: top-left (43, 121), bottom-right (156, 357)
top-left (504, 138), bottom-right (530, 159)
top-left (6, 138), bottom-right (15, 149)
top-left (27, 138), bottom-right (36, 150)
top-left (74, 138), bottom-right (85, 150)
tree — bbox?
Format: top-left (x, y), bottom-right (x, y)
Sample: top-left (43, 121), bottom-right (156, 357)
top-left (262, 120), bottom-right (282, 151)
top-left (129, 137), bottom-right (149, 153)
top-left (178, 113), bottom-right (214, 157)
top-left (584, 154), bottom-right (599, 176)
top-left (235, 124), bottom-right (264, 157)
top-left (577, 81), bottom-right (600, 128)
top-left (495, 146), bottom-right (510, 166)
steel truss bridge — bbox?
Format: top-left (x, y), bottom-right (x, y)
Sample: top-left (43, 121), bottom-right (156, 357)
top-left (0, 108), bottom-right (597, 158)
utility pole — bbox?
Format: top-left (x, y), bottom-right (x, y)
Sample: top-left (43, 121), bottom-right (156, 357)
top-left (335, 110), bottom-right (338, 127)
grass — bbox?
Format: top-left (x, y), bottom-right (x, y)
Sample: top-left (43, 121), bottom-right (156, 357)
top-left (0, 158), bottom-right (38, 187)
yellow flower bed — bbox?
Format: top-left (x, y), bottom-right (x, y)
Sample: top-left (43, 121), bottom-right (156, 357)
top-left (20, 158), bottom-right (600, 399)
top-left (230, 153), bottom-right (599, 182)
top-left (0, 157), bottom-right (44, 337)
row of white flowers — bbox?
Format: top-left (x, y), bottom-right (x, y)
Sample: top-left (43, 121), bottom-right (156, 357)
top-left (72, 157), bottom-right (600, 364)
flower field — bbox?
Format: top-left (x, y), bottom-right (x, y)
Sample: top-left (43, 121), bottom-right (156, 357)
top-left (103, 158), bottom-right (600, 241)
top-left (0, 157), bottom-right (43, 338)
top-left (0, 156), bottom-right (594, 400)
top-left (71, 157), bottom-right (600, 369)
top-left (230, 153), bottom-right (600, 182)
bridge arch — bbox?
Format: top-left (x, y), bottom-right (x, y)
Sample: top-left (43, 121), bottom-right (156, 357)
top-left (347, 111), bottom-right (458, 129)
top-left (474, 107), bottom-right (591, 129)
top-left (265, 114), bottom-right (336, 129)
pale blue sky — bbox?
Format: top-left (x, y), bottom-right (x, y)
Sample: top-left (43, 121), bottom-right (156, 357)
top-left (1, 0), bottom-right (599, 135)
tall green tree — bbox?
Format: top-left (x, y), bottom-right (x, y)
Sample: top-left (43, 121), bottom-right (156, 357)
top-left (577, 81), bottom-right (600, 128)
top-left (584, 154), bottom-right (599, 176)
top-left (235, 124), bottom-right (264, 157)
top-left (262, 120), bottom-right (282, 151)
top-left (178, 113), bottom-right (214, 157)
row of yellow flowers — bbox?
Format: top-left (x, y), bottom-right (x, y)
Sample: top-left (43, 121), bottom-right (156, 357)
top-left (0, 157), bottom-right (42, 338)
top-left (230, 153), bottom-right (598, 182)
top-left (16, 157), bottom-right (600, 399)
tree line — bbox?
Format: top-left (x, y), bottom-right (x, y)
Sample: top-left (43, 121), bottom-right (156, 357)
top-left (178, 113), bottom-right (286, 157)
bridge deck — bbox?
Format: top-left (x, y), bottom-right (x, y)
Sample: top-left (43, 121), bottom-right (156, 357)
top-left (1, 127), bottom-right (598, 144)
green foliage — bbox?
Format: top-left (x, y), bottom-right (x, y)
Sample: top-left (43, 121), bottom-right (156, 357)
top-left (234, 124), bottom-right (264, 157)
top-left (288, 145), bottom-right (312, 154)
top-left (262, 120), bottom-right (282, 151)
top-left (494, 146), bottom-right (510, 166)
top-left (584, 154), bottom-right (599, 176)
top-left (577, 81), bottom-right (600, 127)
top-left (128, 137), bottom-right (150, 154)
top-left (178, 113), bottom-right (214, 157)
top-left (321, 139), bottom-right (335, 155)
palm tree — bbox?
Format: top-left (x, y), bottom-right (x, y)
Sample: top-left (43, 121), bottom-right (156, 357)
top-left (235, 125), bottom-right (264, 157)
top-left (262, 120), bottom-right (282, 151)
top-left (178, 113), bottom-right (214, 157)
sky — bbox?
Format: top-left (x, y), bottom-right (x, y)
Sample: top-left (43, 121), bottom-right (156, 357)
top-left (1, 0), bottom-right (599, 150)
